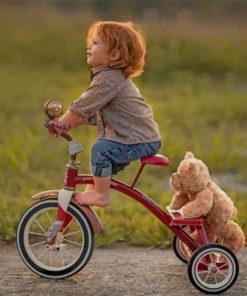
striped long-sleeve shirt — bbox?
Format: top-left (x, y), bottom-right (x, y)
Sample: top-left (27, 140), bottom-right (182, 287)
top-left (69, 65), bottom-right (161, 144)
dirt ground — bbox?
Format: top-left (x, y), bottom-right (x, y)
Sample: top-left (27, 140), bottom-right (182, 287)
top-left (0, 242), bottom-right (246, 296)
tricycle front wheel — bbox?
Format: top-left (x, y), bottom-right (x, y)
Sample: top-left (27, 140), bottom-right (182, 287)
top-left (188, 243), bottom-right (239, 294)
top-left (16, 198), bottom-right (94, 279)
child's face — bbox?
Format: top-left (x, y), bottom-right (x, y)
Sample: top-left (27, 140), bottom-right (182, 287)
top-left (86, 33), bottom-right (110, 68)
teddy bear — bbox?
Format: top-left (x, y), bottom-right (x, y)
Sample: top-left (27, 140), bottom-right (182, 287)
top-left (169, 151), bottom-right (245, 253)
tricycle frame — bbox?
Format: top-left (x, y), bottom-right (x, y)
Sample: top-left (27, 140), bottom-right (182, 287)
top-left (18, 158), bottom-right (240, 293)
top-left (60, 158), bottom-right (207, 253)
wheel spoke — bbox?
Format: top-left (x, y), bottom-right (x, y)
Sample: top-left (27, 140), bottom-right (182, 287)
top-left (29, 231), bottom-right (45, 237)
top-left (218, 263), bottom-right (228, 270)
top-left (61, 247), bottom-right (77, 259)
top-left (45, 210), bottom-right (53, 225)
top-left (30, 240), bottom-right (46, 248)
top-left (38, 246), bottom-right (50, 260)
top-left (34, 219), bottom-right (46, 234)
top-left (213, 274), bottom-right (218, 284)
top-left (49, 248), bottom-right (53, 267)
top-left (217, 270), bottom-right (228, 277)
top-left (63, 230), bottom-right (81, 237)
top-left (62, 219), bottom-right (74, 234)
top-left (59, 248), bottom-right (65, 266)
top-left (63, 238), bottom-right (83, 247)
top-left (205, 271), bottom-right (211, 283)
top-left (209, 253), bottom-right (214, 263)
top-left (198, 260), bottom-right (209, 267)
top-left (197, 270), bottom-right (210, 275)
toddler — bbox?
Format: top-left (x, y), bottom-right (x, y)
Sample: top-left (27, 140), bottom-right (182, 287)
top-left (50, 21), bottom-right (161, 207)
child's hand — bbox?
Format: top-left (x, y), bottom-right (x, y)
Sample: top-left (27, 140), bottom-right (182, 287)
top-left (47, 120), bottom-right (72, 136)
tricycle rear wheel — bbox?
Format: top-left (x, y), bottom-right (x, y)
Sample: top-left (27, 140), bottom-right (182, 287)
top-left (172, 227), bottom-right (192, 264)
top-left (188, 243), bottom-right (239, 294)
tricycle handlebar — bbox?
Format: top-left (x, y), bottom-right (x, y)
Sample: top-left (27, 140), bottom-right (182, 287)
top-left (44, 120), bottom-right (83, 159)
top-left (60, 132), bottom-right (73, 142)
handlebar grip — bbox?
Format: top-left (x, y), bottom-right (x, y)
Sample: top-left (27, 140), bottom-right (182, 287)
top-left (44, 121), bottom-right (73, 142)
top-left (44, 118), bottom-right (56, 134)
top-left (45, 120), bottom-right (72, 141)
top-left (60, 133), bottom-right (73, 142)
top-left (44, 119), bottom-right (82, 158)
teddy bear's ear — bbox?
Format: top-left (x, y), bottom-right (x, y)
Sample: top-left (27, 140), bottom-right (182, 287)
top-left (184, 151), bottom-right (195, 159)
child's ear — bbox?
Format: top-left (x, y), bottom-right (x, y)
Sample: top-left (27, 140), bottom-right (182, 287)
top-left (109, 49), bottom-right (121, 61)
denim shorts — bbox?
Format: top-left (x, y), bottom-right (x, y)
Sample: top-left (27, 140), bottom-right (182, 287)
top-left (90, 139), bottom-right (161, 177)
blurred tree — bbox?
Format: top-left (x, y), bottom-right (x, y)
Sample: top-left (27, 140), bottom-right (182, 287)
top-left (48, 0), bottom-right (247, 19)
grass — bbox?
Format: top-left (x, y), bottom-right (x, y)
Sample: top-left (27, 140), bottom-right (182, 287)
top-left (0, 4), bottom-right (246, 246)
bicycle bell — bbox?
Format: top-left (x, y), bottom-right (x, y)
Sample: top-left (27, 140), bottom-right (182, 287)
top-left (44, 100), bottom-right (63, 119)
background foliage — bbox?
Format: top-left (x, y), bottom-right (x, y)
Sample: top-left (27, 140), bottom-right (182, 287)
top-left (0, 1), bottom-right (246, 246)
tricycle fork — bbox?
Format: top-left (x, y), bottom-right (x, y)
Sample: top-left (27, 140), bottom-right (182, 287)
top-left (32, 189), bottom-right (103, 234)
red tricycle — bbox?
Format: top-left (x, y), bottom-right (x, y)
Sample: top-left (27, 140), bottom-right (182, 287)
top-left (16, 100), bottom-right (239, 294)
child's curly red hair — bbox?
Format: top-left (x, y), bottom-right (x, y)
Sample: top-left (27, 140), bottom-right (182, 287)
top-left (87, 21), bottom-right (146, 77)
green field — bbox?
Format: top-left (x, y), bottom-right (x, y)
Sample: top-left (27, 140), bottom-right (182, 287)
top-left (0, 4), bottom-right (246, 246)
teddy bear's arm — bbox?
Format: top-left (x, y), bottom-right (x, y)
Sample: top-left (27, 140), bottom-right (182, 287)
top-left (181, 188), bottom-right (214, 218)
top-left (169, 191), bottom-right (189, 210)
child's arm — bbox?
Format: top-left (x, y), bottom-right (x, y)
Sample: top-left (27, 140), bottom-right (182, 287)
top-left (47, 110), bottom-right (87, 136)
top-left (58, 110), bottom-right (87, 128)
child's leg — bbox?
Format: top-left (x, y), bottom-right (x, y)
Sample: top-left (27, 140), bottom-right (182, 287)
top-left (75, 139), bottom-right (161, 208)
top-left (75, 176), bottom-right (111, 207)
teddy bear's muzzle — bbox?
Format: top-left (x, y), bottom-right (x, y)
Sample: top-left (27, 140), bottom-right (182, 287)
top-left (170, 173), bottom-right (181, 190)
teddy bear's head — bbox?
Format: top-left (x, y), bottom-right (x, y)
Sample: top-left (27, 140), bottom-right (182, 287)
top-left (170, 152), bottom-right (211, 193)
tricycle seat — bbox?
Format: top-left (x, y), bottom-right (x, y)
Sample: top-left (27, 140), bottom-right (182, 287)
top-left (140, 154), bottom-right (169, 167)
